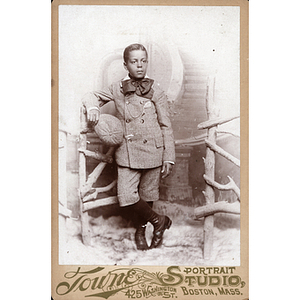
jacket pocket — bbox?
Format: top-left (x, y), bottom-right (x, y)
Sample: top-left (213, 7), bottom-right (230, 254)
top-left (155, 135), bottom-right (164, 148)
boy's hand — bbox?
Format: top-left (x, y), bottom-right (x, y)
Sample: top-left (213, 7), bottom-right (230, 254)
top-left (161, 161), bottom-right (173, 179)
top-left (87, 108), bottom-right (100, 124)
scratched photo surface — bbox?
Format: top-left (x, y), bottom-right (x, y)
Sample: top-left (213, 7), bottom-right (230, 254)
top-left (58, 5), bottom-right (240, 266)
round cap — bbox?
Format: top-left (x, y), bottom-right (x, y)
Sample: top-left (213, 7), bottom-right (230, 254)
top-left (94, 114), bottom-right (123, 146)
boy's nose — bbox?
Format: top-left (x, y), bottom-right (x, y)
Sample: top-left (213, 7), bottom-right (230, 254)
top-left (137, 61), bottom-right (142, 67)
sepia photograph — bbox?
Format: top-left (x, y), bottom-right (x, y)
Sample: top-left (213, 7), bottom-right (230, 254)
top-left (57, 4), bottom-right (241, 267)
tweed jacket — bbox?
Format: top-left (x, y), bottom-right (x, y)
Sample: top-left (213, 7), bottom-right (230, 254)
top-left (82, 78), bottom-right (175, 169)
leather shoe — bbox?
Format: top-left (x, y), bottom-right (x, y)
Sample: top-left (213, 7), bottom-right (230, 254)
top-left (135, 224), bottom-right (149, 251)
top-left (150, 215), bottom-right (172, 249)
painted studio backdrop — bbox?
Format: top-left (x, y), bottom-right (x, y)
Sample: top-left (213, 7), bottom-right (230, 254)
top-left (58, 5), bottom-right (241, 266)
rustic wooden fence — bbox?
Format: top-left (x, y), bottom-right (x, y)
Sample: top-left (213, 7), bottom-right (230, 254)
top-left (202, 78), bottom-right (240, 259)
top-left (176, 77), bottom-right (240, 259)
top-left (78, 107), bottom-right (118, 245)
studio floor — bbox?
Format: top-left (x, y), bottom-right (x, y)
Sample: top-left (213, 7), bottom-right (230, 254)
top-left (59, 201), bottom-right (240, 266)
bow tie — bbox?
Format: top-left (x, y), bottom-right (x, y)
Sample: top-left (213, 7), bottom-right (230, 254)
top-left (122, 78), bottom-right (154, 99)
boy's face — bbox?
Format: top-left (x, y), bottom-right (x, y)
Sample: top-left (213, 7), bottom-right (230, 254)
top-left (124, 50), bottom-right (148, 80)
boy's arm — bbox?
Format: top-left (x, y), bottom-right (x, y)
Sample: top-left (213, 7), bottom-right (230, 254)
top-left (82, 86), bottom-right (114, 123)
top-left (152, 85), bottom-right (176, 164)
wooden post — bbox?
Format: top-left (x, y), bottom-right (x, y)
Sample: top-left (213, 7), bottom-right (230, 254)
top-left (203, 77), bottom-right (217, 259)
top-left (79, 107), bottom-right (93, 246)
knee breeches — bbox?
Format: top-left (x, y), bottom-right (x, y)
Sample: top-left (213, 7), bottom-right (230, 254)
top-left (117, 166), bottom-right (162, 207)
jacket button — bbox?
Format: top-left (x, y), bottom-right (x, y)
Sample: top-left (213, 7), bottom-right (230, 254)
top-left (140, 119), bottom-right (144, 123)
top-left (143, 139), bottom-right (147, 144)
top-left (126, 119), bottom-right (131, 123)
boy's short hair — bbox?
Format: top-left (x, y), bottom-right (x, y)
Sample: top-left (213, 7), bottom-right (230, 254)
top-left (123, 43), bottom-right (148, 63)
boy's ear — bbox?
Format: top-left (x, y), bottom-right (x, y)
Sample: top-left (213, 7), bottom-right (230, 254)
top-left (123, 62), bottom-right (128, 71)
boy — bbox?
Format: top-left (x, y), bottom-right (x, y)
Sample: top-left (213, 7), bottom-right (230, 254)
top-left (82, 43), bottom-right (175, 250)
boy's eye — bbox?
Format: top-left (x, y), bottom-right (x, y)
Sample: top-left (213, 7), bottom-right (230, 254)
top-left (130, 60), bottom-right (147, 64)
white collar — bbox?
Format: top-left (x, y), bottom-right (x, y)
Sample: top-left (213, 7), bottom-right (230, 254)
top-left (120, 74), bottom-right (150, 87)
top-left (122, 74), bottom-right (150, 81)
